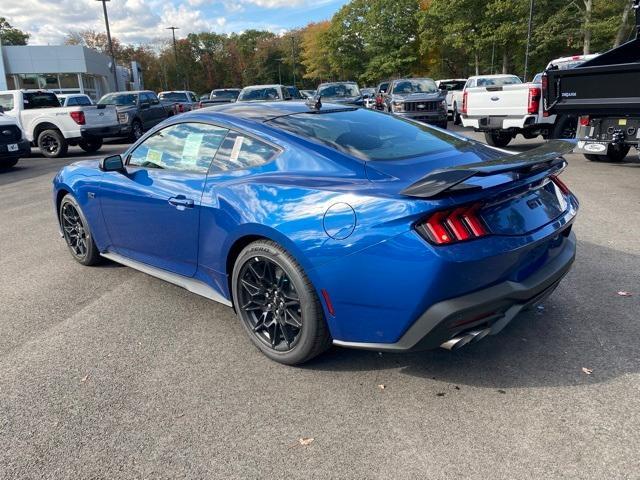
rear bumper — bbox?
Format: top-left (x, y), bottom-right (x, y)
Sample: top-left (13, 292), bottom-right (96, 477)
top-left (462, 115), bottom-right (554, 131)
top-left (333, 229), bottom-right (576, 352)
top-left (79, 125), bottom-right (123, 140)
top-left (0, 138), bottom-right (31, 158)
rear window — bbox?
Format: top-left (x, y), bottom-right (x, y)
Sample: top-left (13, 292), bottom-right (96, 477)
top-left (238, 88), bottom-right (282, 101)
top-left (67, 96), bottom-right (92, 106)
top-left (476, 76), bottom-right (522, 87)
top-left (318, 83), bottom-right (360, 98)
top-left (267, 108), bottom-right (465, 161)
top-left (159, 92), bottom-right (189, 102)
top-left (212, 90), bottom-right (240, 99)
top-left (439, 81), bottom-right (466, 91)
top-left (23, 92), bottom-right (60, 109)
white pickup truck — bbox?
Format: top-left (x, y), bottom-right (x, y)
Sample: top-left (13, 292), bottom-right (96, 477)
top-left (460, 55), bottom-right (598, 147)
top-left (0, 89), bottom-right (120, 158)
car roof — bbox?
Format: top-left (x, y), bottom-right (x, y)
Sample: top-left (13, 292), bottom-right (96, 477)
top-left (468, 74), bottom-right (519, 80)
top-left (319, 81), bottom-right (358, 86)
top-left (241, 84), bottom-right (282, 89)
top-left (193, 101), bottom-right (351, 122)
top-left (392, 77), bottom-right (435, 82)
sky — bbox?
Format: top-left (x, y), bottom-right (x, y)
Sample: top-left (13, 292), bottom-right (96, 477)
top-left (2, 0), bottom-right (349, 46)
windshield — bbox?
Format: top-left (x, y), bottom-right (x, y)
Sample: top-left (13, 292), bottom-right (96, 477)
top-left (98, 93), bottom-right (137, 106)
top-left (392, 79), bottom-right (438, 95)
top-left (238, 88), bottom-right (282, 101)
top-left (477, 76), bottom-right (522, 87)
top-left (212, 90), bottom-right (239, 99)
top-left (23, 92), bottom-right (60, 109)
top-left (159, 92), bottom-right (188, 101)
top-left (438, 80), bottom-right (466, 91)
top-left (318, 84), bottom-right (360, 98)
top-left (267, 108), bottom-right (465, 161)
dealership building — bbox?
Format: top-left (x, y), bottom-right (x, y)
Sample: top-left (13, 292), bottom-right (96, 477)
top-left (0, 45), bottom-right (143, 101)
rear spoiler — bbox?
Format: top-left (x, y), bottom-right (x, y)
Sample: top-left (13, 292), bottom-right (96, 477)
top-left (401, 140), bottom-right (575, 199)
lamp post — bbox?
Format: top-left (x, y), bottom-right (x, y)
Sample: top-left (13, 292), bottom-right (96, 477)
top-left (523, 0), bottom-right (535, 82)
top-left (166, 26), bottom-right (180, 90)
top-left (96, 0), bottom-right (119, 91)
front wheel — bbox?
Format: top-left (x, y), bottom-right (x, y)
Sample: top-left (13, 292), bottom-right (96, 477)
top-left (59, 194), bottom-right (102, 266)
top-left (38, 129), bottom-right (68, 158)
top-left (129, 120), bottom-right (143, 141)
top-left (232, 240), bottom-right (332, 365)
top-left (79, 138), bottom-right (103, 153)
top-left (484, 130), bottom-right (512, 148)
top-left (585, 144), bottom-right (631, 163)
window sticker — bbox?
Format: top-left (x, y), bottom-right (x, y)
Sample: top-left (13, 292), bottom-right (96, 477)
top-left (182, 132), bottom-right (204, 162)
top-left (146, 148), bottom-right (162, 164)
top-left (230, 135), bottom-right (245, 163)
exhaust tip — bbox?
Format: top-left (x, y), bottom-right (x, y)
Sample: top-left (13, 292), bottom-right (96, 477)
top-left (441, 328), bottom-right (491, 351)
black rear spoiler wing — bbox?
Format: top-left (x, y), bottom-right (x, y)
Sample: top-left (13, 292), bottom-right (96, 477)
top-left (401, 140), bottom-right (575, 199)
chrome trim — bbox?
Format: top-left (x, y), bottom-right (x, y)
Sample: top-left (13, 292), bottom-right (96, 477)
top-left (100, 252), bottom-right (233, 307)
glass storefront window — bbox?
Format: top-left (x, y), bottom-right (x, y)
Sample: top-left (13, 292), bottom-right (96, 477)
top-left (59, 74), bottom-right (80, 89)
top-left (5, 76), bottom-right (17, 90)
top-left (40, 74), bottom-right (60, 90)
top-left (18, 74), bottom-right (38, 88)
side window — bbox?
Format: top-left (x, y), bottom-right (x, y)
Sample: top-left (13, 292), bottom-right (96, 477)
top-left (77, 96), bottom-right (92, 106)
top-left (67, 97), bottom-right (78, 106)
top-left (210, 132), bottom-right (280, 172)
top-left (147, 92), bottom-right (160, 105)
top-left (140, 93), bottom-right (151, 105)
top-left (0, 94), bottom-right (15, 111)
top-left (128, 123), bottom-right (228, 173)
top-left (189, 92), bottom-right (198, 102)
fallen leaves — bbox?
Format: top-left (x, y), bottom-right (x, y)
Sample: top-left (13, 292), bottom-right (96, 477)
top-left (298, 437), bottom-right (314, 446)
top-left (80, 374), bottom-right (90, 383)
top-left (582, 367), bottom-right (593, 375)
top-left (617, 291), bottom-right (633, 297)
top-left (377, 384), bottom-right (386, 390)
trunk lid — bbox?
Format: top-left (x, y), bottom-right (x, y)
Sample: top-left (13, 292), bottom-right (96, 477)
top-left (80, 105), bottom-right (118, 128)
top-left (466, 84), bottom-right (530, 117)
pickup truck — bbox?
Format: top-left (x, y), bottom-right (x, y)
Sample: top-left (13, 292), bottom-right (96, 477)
top-left (0, 90), bottom-right (120, 158)
top-left (382, 77), bottom-right (448, 128)
top-left (158, 90), bottom-right (200, 114)
top-left (460, 57), bottom-right (597, 147)
top-left (0, 111), bottom-right (30, 170)
top-left (436, 79), bottom-right (466, 124)
top-left (543, 0), bottom-right (640, 162)
top-left (97, 90), bottom-right (169, 141)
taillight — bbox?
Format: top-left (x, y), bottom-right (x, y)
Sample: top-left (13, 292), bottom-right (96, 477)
top-left (579, 115), bottom-right (590, 127)
top-left (462, 90), bottom-right (468, 115)
top-left (70, 111), bottom-right (86, 125)
top-left (416, 203), bottom-right (488, 245)
top-left (551, 175), bottom-right (571, 195)
top-left (177, 104), bottom-right (184, 113)
top-left (528, 86), bottom-right (541, 115)
top-left (541, 74), bottom-right (549, 116)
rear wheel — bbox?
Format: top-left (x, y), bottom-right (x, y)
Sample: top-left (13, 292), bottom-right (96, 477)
top-left (585, 144), bottom-right (630, 163)
top-left (232, 240), bottom-right (331, 365)
top-left (38, 129), bottom-right (68, 158)
top-left (59, 194), bottom-right (101, 266)
top-left (129, 120), bottom-right (143, 141)
top-left (79, 138), bottom-right (103, 153)
top-left (453, 103), bottom-right (461, 125)
top-left (551, 115), bottom-right (578, 140)
top-left (484, 130), bottom-right (512, 148)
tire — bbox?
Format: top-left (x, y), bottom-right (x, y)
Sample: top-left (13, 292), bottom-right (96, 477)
top-left (79, 138), bottom-right (103, 153)
top-left (453, 103), bottom-right (461, 125)
top-left (484, 130), bottom-right (512, 148)
top-left (585, 144), bottom-right (630, 163)
top-left (0, 158), bottom-right (19, 170)
top-left (232, 240), bottom-right (332, 365)
top-left (59, 193), bottom-right (102, 266)
top-left (551, 115), bottom-right (578, 140)
top-left (37, 129), bottom-right (68, 158)
top-left (437, 121), bottom-right (448, 129)
top-left (129, 120), bottom-right (143, 141)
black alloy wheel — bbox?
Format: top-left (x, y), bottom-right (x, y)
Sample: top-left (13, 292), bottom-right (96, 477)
top-left (59, 194), bottom-right (101, 266)
top-left (38, 129), bottom-right (68, 158)
top-left (232, 240), bottom-right (331, 365)
top-left (131, 120), bottom-right (143, 141)
top-left (237, 256), bottom-right (303, 352)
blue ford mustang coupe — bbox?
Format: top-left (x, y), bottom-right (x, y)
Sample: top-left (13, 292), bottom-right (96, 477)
top-left (53, 102), bottom-right (578, 365)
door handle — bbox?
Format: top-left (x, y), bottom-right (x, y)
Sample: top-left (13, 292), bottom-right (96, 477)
top-left (168, 196), bottom-right (194, 209)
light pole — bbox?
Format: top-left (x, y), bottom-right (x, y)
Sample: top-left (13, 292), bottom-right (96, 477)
top-left (96, 0), bottom-right (119, 91)
top-left (290, 36), bottom-right (296, 87)
top-left (523, 0), bottom-right (535, 82)
top-left (276, 58), bottom-right (285, 84)
top-left (166, 26), bottom-right (180, 90)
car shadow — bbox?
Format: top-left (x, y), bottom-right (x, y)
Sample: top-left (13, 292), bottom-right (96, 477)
top-left (304, 240), bottom-right (640, 390)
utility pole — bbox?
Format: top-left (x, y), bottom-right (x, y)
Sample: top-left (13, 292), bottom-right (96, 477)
top-left (96, 0), bottom-right (119, 91)
top-left (524, 0), bottom-right (535, 82)
top-left (167, 26), bottom-right (180, 90)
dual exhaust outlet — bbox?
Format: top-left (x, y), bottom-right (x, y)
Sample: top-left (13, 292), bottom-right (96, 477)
top-left (440, 327), bottom-right (492, 351)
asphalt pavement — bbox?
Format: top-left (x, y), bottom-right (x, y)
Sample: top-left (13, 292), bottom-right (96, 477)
top-left (1, 128), bottom-right (639, 479)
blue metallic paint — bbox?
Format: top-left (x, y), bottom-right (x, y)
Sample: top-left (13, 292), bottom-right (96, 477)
top-left (53, 103), bottom-right (578, 347)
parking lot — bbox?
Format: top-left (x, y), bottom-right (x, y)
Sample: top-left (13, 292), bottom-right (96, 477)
top-left (1, 126), bottom-right (639, 479)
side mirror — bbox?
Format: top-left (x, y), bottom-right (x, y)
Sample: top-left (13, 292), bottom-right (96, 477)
top-left (100, 154), bottom-right (125, 173)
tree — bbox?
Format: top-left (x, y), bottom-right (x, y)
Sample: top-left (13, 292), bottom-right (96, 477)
top-left (65, 30), bottom-right (123, 56)
top-left (0, 17), bottom-right (30, 45)
top-left (301, 22), bottom-right (332, 82)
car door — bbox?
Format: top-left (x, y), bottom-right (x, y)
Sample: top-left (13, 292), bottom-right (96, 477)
top-left (98, 121), bottom-right (229, 276)
top-left (147, 92), bottom-right (167, 125)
